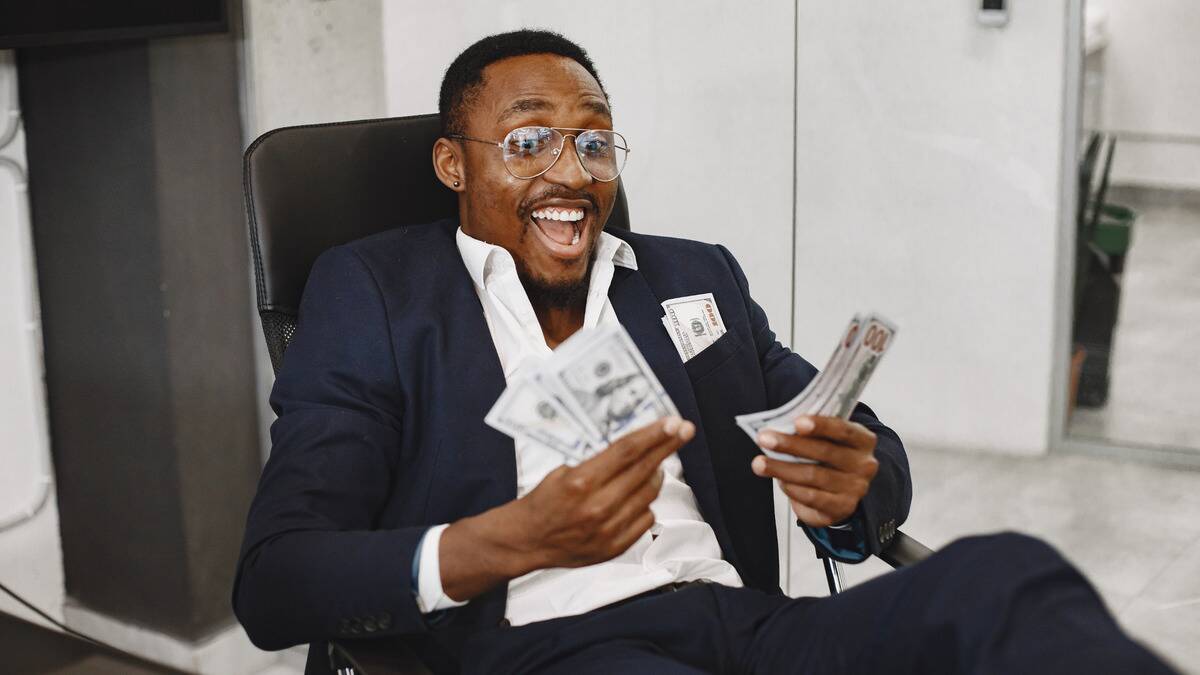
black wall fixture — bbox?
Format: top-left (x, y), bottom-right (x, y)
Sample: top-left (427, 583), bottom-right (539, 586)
top-left (18, 26), bottom-right (260, 640)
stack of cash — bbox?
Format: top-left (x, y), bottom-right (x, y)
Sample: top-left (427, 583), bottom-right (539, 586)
top-left (485, 324), bottom-right (679, 463)
top-left (660, 293), bottom-right (726, 361)
top-left (735, 314), bottom-right (897, 463)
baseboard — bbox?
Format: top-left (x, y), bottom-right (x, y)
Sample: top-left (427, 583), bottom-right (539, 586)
top-left (1107, 184), bottom-right (1200, 211)
top-left (62, 602), bottom-right (284, 674)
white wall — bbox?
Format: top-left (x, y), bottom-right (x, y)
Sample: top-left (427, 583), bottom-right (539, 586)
top-left (381, 0), bottom-right (796, 335)
top-left (0, 51), bottom-right (67, 631)
top-left (791, 1), bottom-right (1070, 456)
top-left (1092, 0), bottom-right (1200, 188)
top-left (240, 0), bottom-right (386, 136)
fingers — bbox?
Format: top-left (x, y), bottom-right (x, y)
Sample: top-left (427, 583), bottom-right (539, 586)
top-left (605, 510), bottom-right (657, 558)
top-left (798, 416), bottom-right (877, 451)
top-left (777, 481), bottom-right (859, 520)
top-left (790, 499), bottom-right (838, 529)
top-left (591, 422), bottom-right (689, 509)
top-left (600, 468), bottom-right (663, 538)
top-left (580, 417), bottom-right (684, 482)
top-left (751, 456), bottom-right (868, 497)
top-left (756, 418), bottom-right (878, 474)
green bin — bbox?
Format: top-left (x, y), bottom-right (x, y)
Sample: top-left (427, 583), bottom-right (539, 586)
top-left (1092, 203), bottom-right (1136, 257)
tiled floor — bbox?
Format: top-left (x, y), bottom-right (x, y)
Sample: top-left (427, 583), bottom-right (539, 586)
top-left (1069, 189), bottom-right (1200, 453)
top-left (788, 446), bottom-right (1200, 674)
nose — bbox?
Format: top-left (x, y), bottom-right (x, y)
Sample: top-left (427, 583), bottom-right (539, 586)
top-left (541, 134), bottom-right (592, 189)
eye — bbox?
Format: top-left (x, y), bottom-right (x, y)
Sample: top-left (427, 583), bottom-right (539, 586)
top-left (505, 127), bottom-right (553, 156)
top-left (580, 134), bottom-right (611, 157)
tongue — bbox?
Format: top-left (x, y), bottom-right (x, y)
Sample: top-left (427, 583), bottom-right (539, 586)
top-left (535, 217), bottom-right (576, 246)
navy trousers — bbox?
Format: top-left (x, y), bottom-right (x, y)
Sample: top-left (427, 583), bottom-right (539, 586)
top-left (462, 533), bottom-right (1174, 674)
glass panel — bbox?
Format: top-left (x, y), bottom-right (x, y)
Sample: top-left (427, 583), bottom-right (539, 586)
top-left (1066, 0), bottom-right (1200, 454)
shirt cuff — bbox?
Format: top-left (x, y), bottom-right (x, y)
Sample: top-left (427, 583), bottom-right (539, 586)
top-left (413, 524), bottom-right (469, 613)
top-left (799, 515), bottom-right (869, 563)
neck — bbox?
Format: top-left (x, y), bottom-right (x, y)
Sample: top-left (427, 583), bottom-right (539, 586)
top-left (534, 303), bottom-right (585, 349)
top-left (517, 253), bottom-right (597, 349)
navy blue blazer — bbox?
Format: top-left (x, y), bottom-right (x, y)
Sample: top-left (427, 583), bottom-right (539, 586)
top-left (233, 219), bottom-right (911, 668)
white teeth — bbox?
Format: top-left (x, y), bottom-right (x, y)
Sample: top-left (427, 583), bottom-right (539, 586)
top-left (532, 207), bottom-right (585, 222)
top-left (571, 226), bottom-right (580, 245)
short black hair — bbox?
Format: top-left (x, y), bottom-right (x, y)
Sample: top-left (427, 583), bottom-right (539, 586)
top-left (438, 29), bottom-right (607, 136)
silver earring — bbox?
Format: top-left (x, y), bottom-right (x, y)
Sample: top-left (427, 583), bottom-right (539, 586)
top-left (453, 180), bottom-right (461, 188)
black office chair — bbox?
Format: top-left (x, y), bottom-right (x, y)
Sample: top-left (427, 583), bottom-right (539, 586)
top-left (243, 113), bottom-right (933, 675)
top-left (1072, 132), bottom-right (1122, 408)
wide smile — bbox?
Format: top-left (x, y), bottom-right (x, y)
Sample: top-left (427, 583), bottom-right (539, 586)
top-left (527, 202), bottom-right (593, 260)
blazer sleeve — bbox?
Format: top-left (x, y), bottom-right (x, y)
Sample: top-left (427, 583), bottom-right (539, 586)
top-left (233, 245), bottom-right (430, 650)
top-left (715, 245), bottom-right (913, 561)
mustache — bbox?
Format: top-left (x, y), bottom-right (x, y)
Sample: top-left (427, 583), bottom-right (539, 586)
top-left (517, 187), bottom-right (599, 220)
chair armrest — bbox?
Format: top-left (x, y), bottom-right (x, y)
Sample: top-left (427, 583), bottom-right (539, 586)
top-left (329, 639), bottom-right (433, 675)
top-left (877, 530), bottom-right (934, 569)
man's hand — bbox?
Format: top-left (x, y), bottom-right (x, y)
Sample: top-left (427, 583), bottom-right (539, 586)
top-left (751, 416), bottom-right (878, 528)
top-left (439, 416), bottom-right (694, 602)
top-left (509, 416), bottom-right (694, 568)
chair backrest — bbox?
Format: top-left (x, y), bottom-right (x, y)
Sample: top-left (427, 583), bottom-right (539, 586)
top-left (242, 113), bottom-right (631, 372)
top-left (1088, 135), bottom-right (1116, 238)
top-left (1074, 131), bottom-right (1107, 316)
top-left (1077, 131), bottom-right (1102, 235)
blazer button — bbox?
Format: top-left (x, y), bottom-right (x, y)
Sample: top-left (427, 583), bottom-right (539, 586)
top-left (338, 619), bottom-right (351, 634)
top-left (497, 618), bottom-right (511, 627)
top-left (348, 619), bottom-right (363, 635)
top-left (363, 617), bottom-right (379, 633)
top-left (378, 612), bottom-right (392, 630)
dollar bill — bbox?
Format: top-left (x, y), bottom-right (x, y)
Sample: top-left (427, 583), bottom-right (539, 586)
top-left (660, 293), bottom-right (726, 362)
top-left (484, 374), bottom-right (596, 462)
top-left (816, 315), bottom-right (896, 419)
top-left (735, 313), bottom-right (896, 463)
top-left (486, 324), bottom-right (680, 464)
top-left (545, 323), bottom-right (679, 444)
top-left (736, 315), bottom-right (863, 433)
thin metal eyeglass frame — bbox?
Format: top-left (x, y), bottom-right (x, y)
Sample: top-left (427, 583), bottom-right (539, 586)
top-left (447, 126), bottom-right (631, 182)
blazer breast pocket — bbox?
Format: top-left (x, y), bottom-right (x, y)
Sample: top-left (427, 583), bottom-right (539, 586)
top-left (682, 331), bottom-right (745, 382)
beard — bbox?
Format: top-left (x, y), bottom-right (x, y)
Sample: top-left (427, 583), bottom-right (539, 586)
top-left (516, 252), bottom-right (596, 311)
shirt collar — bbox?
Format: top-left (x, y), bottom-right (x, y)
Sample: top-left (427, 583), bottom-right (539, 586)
top-left (456, 227), bottom-right (637, 290)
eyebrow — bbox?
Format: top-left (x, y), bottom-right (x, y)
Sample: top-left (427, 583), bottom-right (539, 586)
top-left (496, 96), bottom-right (613, 126)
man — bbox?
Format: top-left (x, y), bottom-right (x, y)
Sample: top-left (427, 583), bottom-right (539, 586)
top-left (234, 30), bottom-right (1172, 675)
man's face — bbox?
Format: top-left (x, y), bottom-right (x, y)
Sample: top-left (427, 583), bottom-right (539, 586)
top-left (453, 54), bottom-right (618, 298)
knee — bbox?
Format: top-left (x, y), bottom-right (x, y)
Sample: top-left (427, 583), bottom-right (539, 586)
top-left (936, 531), bottom-right (1078, 594)
top-left (948, 531), bottom-right (1062, 565)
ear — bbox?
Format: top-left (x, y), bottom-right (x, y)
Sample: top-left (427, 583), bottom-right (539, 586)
top-left (432, 137), bottom-right (466, 192)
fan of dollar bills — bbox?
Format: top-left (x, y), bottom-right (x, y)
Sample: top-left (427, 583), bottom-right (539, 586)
top-left (484, 313), bottom-right (896, 465)
top-left (734, 313), bottom-right (896, 463)
top-left (485, 323), bottom-right (680, 464)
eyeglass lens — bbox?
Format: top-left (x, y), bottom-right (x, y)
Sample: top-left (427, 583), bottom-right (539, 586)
top-left (501, 127), bottom-right (628, 181)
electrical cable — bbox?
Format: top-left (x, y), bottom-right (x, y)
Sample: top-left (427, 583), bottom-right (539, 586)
top-left (0, 579), bottom-right (155, 665)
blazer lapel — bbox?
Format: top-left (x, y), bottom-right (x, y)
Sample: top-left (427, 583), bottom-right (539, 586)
top-left (427, 224), bottom-right (516, 516)
top-left (608, 266), bottom-right (741, 569)
top-left (421, 224), bottom-right (514, 632)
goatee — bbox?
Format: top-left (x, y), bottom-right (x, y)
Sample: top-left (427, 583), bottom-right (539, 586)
top-left (517, 255), bottom-right (595, 311)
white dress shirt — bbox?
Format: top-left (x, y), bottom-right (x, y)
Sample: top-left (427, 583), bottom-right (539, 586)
top-left (413, 227), bottom-right (743, 626)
